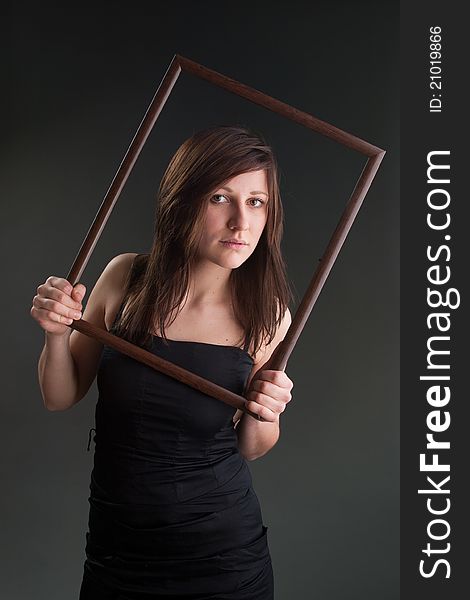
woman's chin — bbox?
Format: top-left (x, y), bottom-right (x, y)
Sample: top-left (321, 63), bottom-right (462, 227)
top-left (213, 257), bottom-right (247, 270)
top-left (194, 251), bottom-right (250, 271)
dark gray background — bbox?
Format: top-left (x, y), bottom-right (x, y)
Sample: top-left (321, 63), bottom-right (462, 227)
top-left (2, 1), bottom-right (399, 598)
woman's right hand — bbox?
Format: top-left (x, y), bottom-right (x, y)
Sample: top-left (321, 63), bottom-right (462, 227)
top-left (30, 276), bottom-right (86, 336)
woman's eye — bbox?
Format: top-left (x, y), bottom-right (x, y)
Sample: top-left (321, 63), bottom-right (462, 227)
top-left (210, 194), bottom-right (265, 207)
top-left (211, 194), bottom-right (228, 203)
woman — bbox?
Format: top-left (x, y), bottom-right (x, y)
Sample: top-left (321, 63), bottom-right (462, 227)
top-left (32, 125), bottom-right (294, 599)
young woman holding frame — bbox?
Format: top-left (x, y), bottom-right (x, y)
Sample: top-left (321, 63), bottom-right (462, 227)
top-left (32, 125), bottom-right (294, 599)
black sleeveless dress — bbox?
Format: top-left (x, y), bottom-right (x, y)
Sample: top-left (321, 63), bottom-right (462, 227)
top-left (79, 304), bottom-right (273, 599)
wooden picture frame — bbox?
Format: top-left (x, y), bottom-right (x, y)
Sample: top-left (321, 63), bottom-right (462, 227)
top-left (66, 54), bottom-right (386, 421)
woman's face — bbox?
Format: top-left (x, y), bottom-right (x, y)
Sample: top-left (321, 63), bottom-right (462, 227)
top-left (196, 169), bottom-right (269, 270)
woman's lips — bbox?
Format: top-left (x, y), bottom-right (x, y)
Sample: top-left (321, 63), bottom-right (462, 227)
top-left (220, 241), bottom-right (247, 249)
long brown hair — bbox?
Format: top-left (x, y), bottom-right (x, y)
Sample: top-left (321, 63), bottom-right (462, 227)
top-left (113, 125), bottom-right (293, 358)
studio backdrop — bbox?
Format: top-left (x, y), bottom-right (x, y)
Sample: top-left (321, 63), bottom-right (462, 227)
top-left (2, 2), bottom-right (399, 599)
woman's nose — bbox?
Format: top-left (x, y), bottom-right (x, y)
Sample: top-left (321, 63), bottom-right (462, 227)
top-left (227, 205), bottom-right (249, 230)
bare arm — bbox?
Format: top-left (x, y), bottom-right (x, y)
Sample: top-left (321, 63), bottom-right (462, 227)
top-left (38, 328), bottom-right (80, 411)
top-left (235, 307), bottom-right (293, 460)
top-left (34, 253), bottom-right (137, 411)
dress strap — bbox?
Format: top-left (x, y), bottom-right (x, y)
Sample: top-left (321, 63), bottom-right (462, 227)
top-left (87, 427), bottom-right (96, 451)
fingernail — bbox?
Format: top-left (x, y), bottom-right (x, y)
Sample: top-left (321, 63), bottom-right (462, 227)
top-left (74, 312), bottom-right (81, 319)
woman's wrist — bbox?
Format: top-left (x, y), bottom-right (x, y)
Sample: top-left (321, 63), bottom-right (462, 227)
top-left (45, 327), bottom-right (72, 344)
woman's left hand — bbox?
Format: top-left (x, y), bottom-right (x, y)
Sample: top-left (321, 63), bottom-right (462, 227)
top-left (245, 370), bottom-right (294, 423)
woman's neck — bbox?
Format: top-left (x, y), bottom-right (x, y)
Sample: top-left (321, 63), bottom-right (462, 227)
top-left (185, 259), bottom-right (232, 307)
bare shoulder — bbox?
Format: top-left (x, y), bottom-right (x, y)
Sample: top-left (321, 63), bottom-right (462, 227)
top-left (73, 251), bottom-right (138, 334)
top-left (68, 252), bottom-right (138, 406)
top-left (101, 253), bottom-right (140, 329)
top-left (252, 304), bottom-right (292, 367)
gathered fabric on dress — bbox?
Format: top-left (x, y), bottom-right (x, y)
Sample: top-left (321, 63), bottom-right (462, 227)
top-left (79, 301), bottom-right (273, 599)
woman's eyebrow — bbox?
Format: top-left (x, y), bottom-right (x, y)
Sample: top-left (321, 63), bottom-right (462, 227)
top-left (220, 186), bottom-right (269, 196)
